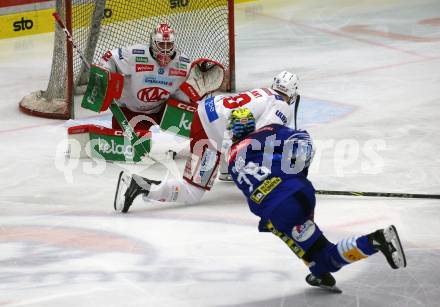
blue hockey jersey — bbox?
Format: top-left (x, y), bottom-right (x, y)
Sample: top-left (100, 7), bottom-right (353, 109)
top-left (228, 124), bottom-right (315, 220)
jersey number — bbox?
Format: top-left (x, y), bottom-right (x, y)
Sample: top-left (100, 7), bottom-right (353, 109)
top-left (222, 93), bottom-right (251, 109)
top-left (236, 161), bottom-right (271, 193)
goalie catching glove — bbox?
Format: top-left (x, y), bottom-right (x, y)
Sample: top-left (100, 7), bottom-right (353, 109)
top-left (179, 58), bottom-right (225, 102)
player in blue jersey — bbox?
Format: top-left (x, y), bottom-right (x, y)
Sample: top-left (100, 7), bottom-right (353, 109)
top-left (226, 108), bottom-right (407, 293)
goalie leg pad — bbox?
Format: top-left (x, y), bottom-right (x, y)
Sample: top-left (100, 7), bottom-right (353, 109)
top-left (183, 148), bottom-right (220, 191)
top-left (159, 99), bottom-right (196, 138)
top-left (183, 112), bottom-right (221, 190)
top-left (68, 124), bottom-right (151, 162)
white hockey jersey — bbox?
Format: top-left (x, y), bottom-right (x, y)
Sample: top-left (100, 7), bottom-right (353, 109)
top-left (98, 44), bottom-right (191, 114)
top-left (198, 88), bottom-right (293, 148)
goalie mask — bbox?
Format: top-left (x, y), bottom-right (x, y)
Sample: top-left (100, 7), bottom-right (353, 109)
top-left (271, 71), bottom-right (299, 105)
top-left (150, 23), bottom-right (176, 67)
top-left (228, 108), bottom-right (256, 142)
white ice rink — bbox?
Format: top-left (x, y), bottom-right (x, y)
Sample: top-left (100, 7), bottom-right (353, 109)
top-left (1, 0), bottom-right (440, 306)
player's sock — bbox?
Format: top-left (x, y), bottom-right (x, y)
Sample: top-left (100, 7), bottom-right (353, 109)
top-left (305, 234), bottom-right (378, 277)
top-left (114, 171), bottom-right (160, 213)
top-left (146, 178), bottom-right (205, 204)
top-left (367, 225), bottom-right (407, 269)
top-left (335, 235), bottom-right (378, 264)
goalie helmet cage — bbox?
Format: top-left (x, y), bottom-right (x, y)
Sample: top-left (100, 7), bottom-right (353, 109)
top-left (19, 0), bottom-right (235, 120)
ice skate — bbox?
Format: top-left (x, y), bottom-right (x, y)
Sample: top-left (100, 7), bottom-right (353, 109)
top-left (368, 225), bottom-right (407, 269)
top-left (114, 171), bottom-right (161, 213)
top-left (305, 272), bottom-right (342, 293)
top-left (218, 172), bottom-right (233, 181)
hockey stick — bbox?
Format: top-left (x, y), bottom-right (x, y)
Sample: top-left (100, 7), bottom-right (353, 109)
top-left (293, 94), bottom-right (300, 130)
top-left (289, 92), bottom-right (437, 199)
top-left (52, 12), bottom-right (155, 163)
top-left (294, 93), bottom-right (435, 200)
top-left (315, 189), bottom-right (440, 199)
top-left (52, 13), bottom-right (90, 70)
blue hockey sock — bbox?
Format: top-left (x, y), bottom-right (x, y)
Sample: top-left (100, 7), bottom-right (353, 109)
top-left (308, 235), bottom-right (378, 276)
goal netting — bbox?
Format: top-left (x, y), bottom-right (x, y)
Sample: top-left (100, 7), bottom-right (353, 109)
top-left (19, 0), bottom-right (235, 119)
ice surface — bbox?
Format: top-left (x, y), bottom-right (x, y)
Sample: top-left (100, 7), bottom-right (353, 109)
top-left (1, 0), bottom-right (440, 306)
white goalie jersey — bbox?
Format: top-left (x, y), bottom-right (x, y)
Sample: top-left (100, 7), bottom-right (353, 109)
top-left (198, 88), bottom-right (293, 148)
top-left (98, 44), bottom-right (191, 114)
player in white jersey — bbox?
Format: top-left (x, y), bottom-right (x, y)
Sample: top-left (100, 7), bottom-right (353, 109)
top-left (99, 23), bottom-right (193, 131)
top-left (113, 71), bottom-right (300, 212)
top-left (197, 87), bottom-right (293, 149)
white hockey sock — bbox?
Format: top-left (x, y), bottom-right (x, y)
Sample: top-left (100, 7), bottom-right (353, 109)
top-left (145, 177), bottom-right (205, 204)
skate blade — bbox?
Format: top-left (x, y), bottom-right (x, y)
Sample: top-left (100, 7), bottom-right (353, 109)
top-left (385, 225), bottom-right (407, 268)
top-left (114, 171), bottom-right (131, 212)
top-left (218, 173), bottom-right (233, 181)
top-left (313, 284), bottom-right (343, 294)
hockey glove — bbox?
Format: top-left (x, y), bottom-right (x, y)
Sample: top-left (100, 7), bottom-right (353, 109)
top-left (179, 58), bottom-right (225, 102)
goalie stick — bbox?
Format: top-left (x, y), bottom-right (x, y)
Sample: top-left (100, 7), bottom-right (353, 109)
top-left (53, 12), bottom-right (90, 70)
top-left (52, 12), bottom-right (155, 164)
top-left (315, 189), bottom-right (440, 199)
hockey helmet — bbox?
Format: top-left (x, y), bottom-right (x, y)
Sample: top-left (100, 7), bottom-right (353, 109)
top-left (271, 71), bottom-right (299, 104)
top-left (228, 108), bottom-right (256, 142)
top-left (150, 23), bottom-right (176, 67)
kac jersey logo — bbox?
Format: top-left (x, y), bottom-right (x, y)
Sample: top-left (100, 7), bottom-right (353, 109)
top-left (158, 68), bottom-right (165, 74)
top-left (137, 87), bottom-right (169, 102)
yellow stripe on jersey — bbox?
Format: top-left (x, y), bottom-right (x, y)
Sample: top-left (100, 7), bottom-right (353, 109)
top-left (266, 220), bottom-right (305, 258)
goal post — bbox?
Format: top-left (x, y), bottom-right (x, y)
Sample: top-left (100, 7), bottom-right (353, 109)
top-left (19, 0), bottom-right (235, 120)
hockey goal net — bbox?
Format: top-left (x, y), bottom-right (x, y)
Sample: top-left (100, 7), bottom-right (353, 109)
top-left (19, 0), bottom-right (235, 119)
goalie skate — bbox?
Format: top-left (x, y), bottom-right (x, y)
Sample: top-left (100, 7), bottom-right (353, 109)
top-left (305, 273), bottom-right (342, 293)
top-left (114, 171), bottom-right (160, 213)
top-left (368, 225), bottom-right (407, 269)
